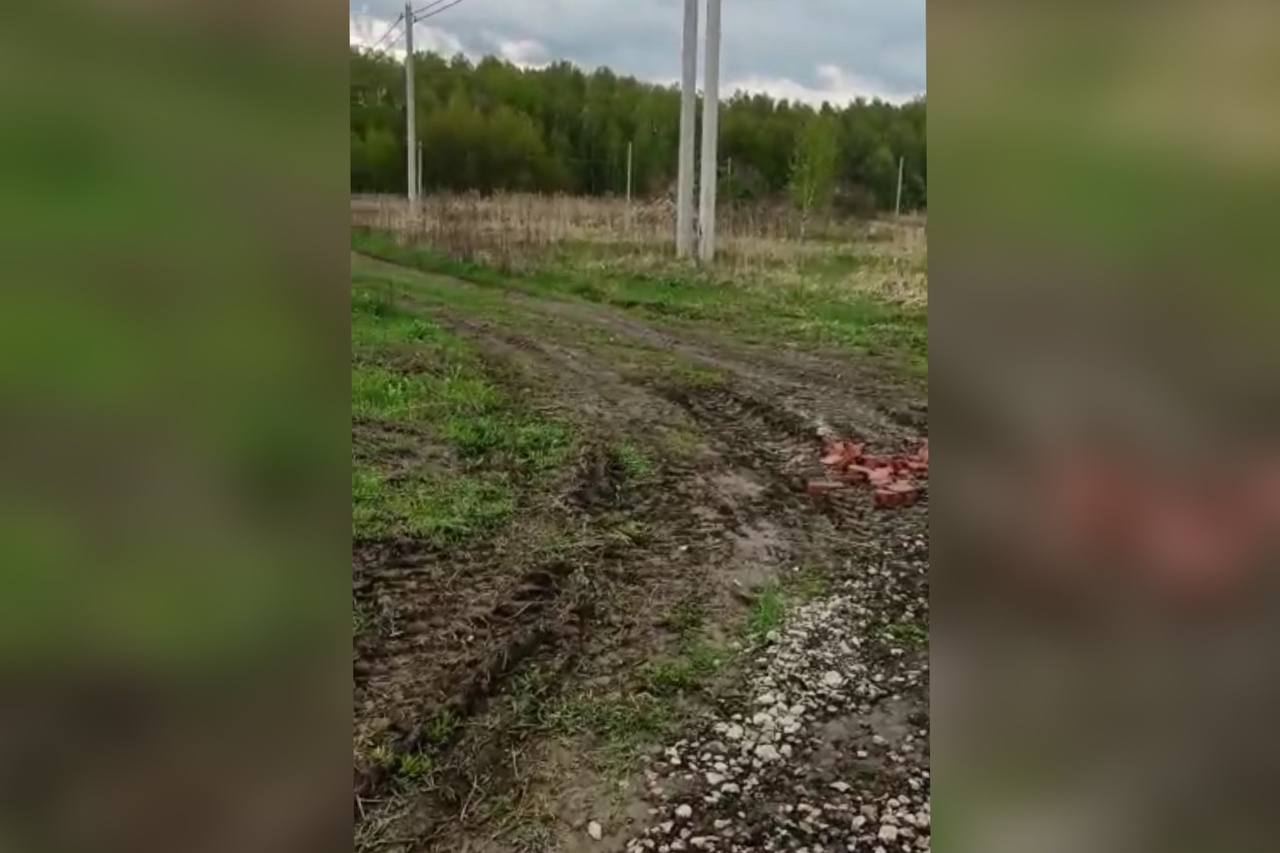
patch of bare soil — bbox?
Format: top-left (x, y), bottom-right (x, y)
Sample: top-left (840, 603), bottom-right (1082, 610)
top-left (352, 257), bottom-right (927, 852)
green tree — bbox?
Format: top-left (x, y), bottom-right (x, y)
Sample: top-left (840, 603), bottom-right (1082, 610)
top-left (348, 48), bottom-right (926, 212)
top-left (789, 115), bottom-right (839, 235)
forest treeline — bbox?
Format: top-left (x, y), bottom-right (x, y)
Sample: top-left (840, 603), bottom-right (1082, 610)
top-left (351, 48), bottom-right (926, 214)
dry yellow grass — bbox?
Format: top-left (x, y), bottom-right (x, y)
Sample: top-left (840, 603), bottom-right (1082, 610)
top-left (351, 193), bottom-right (927, 308)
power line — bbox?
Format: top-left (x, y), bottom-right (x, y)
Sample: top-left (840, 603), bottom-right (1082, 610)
top-left (369, 12), bottom-right (405, 52)
top-left (412, 0), bottom-right (451, 19)
top-left (415, 0), bottom-right (468, 23)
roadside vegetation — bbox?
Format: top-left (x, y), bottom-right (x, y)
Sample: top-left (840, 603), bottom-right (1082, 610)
top-left (352, 214), bottom-right (927, 378)
top-left (351, 274), bottom-right (572, 544)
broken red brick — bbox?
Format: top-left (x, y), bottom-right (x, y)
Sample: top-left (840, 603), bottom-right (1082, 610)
top-left (817, 435), bottom-right (927, 509)
top-left (842, 466), bottom-right (872, 483)
top-left (874, 482), bottom-right (922, 508)
top-left (867, 467), bottom-right (896, 486)
top-left (821, 440), bottom-right (864, 468)
top-left (806, 480), bottom-right (849, 497)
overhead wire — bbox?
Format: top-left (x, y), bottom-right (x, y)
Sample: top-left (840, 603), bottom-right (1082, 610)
top-left (412, 0), bottom-right (451, 19)
top-left (368, 12), bottom-right (406, 53)
top-left (415, 0), bottom-right (468, 23)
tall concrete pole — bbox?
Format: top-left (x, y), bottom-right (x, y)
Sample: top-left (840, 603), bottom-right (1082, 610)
top-left (405, 3), bottom-right (417, 203)
top-left (625, 140), bottom-right (634, 231)
top-left (698, 0), bottom-right (722, 263)
top-left (895, 155), bottom-right (905, 217)
top-left (676, 0), bottom-right (698, 258)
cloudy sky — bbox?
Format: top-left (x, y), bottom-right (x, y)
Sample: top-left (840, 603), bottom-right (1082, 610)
top-left (350, 0), bottom-right (925, 106)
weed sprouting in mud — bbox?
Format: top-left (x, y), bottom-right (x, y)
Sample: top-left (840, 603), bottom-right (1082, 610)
top-left (885, 621), bottom-right (928, 649)
top-left (614, 442), bottom-right (654, 479)
top-left (545, 692), bottom-right (676, 774)
top-left (642, 642), bottom-right (726, 695)
top-left (747, 585), bottom-right (787, 640)
top-left (394, 752), bottom-right (436, 785)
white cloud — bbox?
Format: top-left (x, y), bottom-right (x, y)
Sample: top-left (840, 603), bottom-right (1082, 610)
top-left (349, 2), bottom-right (926, 101)
top-left (349, 12), bottom-right (400, 51)
top-left (415, 24), bottom-right (466, 57)
top-left (727, 64), bottom-right (920, 108)
top-left (349, 11), bottom-right (464, 59)
top-left (486, 33), bottom-right (550, 68)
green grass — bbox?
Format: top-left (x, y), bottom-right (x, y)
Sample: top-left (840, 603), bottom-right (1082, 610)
top-left (641, 641), bottom-right (725, 695)
top-left (884, 621), bottom-right (928, 649)
top-left (545, 692), bottom-right (675, 774)
top-left (746, 585), bottom-right (787, 641)
top-left (352, 289), bottom-right (444, 350)
top-left (744, 569), bottom-right (835, 639)
top-left (367, 744), bottom-right (439, 790)
top-left (445, 414), bottom-right (571, 469)
top-left (352, 227), bottom-right (927, 378)
top-left (394, 751), bottom-right (436, 785)
top-left (352, 277), bottom-right (571, 471)
top-left (352, 465), bottom-right (515, 542)
top-left (501, 662), bottom-right (678, 777)
top-left (351, 267), bottom-right (574, 543)
top-left (423, 709), bottom-right (460, 746)
top-left (394, 476), bottom-right (516, 541)
top-left (352, 364), bottom-right (431, 419)
top-left (614, 442), bottom-right (653, 479)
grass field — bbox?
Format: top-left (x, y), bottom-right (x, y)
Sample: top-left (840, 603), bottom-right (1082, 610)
top-left (353, 193), bottom-right (927, 375)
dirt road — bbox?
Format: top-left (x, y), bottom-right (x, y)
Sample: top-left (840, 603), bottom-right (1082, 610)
top-left (351, 252), bottom-right (928, 852)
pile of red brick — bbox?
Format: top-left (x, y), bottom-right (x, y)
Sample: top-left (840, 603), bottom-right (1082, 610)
top-left (806, 438), bottom-right (929, 507)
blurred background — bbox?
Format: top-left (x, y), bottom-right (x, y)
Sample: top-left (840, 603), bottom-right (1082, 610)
top-left (4, 0), bottom-right (1279, 851)
top-left (0, 2), bottom-right (350, 852)
top-left (932, 1), bottom-right (1280, 851)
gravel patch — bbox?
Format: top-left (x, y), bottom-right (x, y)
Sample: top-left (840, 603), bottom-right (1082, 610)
top-left (623, 533), bottom-right (929, 852)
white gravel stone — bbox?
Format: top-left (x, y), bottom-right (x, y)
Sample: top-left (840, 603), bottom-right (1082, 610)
top-left (617, 538), bottom-right (931, 853)
top-left (587, 821), bottom-right (603, 840)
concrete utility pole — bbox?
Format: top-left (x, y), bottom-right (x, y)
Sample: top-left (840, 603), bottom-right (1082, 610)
top-left (895, 155), bottom-right (905, 217)
top-left (417, 141), bottom-right (424, 199)
top-left (405, 3), bottom-right (417, 203)
top-left (625, 140), bottom-right (634, 231)
top-left (676, 0), bottom-right (698, 258)
top-left (698, 0), bottom-right (722, 263)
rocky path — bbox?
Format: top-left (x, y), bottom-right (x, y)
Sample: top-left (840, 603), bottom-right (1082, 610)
top-left (617, 529), bottom-right (930, 853)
